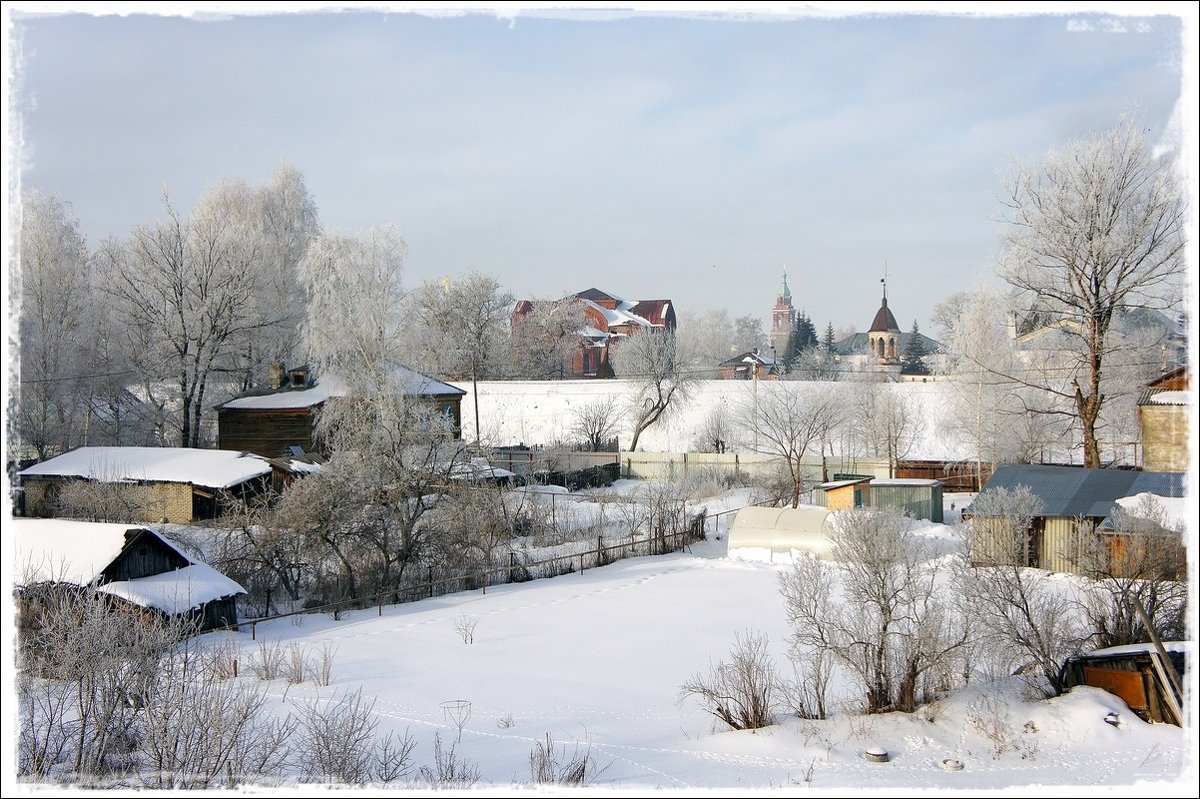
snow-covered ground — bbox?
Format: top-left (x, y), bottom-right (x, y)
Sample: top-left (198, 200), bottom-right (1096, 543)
top-left (196, 491), bottom-right (1194, 795)
top-left (455, 378), bottom-right (970, 459)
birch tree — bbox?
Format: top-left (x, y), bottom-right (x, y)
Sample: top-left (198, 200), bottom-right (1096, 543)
top-left (998, 116), bottom-right (1186, 468)
top-left (228, 163), bottom-right (321, 388)
top-left (935, 289), bottom-right (1055, 484)
top-left (852, 384), bottom-right (925, 478)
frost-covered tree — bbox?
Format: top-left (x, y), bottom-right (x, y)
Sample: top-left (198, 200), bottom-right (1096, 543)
top-left (14, 191), bottom-right (93, 457)
top-left (508, 298), bottom-right (587, 379)
top-left (227, 163), bottom-right (321, 388)
top-left (957, 486), bottom-right (1089, 695)
top-left (780, 509), bottom-right (970, 713)
top-left (740, 382), bottom-right (843, 507)
top-left (998, 116), bottom-right (1186, 468)
top-left (853, 384), bottom-right (925, 478)
top-left (733, 314), bottom-right (766, 355)
top-left (676, 308), bottom-right (736, 374)
top-left (294, 226), bottom-right (463, 600)
top-left (570, 397), bottom-right (621, 451)
top-left (934, 289), bottom-right (1054, 485)
top-left (409, 272), bottom-right (514, 445)
top-left (611, 329), bottom-right (694, 452)
top-left (1073, 494), bottom-right (1188, 648)
top-left (98, 184), bottom-right (269, 447)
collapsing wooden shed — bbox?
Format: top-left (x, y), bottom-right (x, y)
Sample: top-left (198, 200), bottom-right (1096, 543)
top-left (1061, 642), bottom-right (1187, 726)
top-left (728, 505), bottom-right (834, 560)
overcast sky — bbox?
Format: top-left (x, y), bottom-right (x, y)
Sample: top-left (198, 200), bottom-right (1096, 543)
top-left (4, 2), bottom-right (1194, 339)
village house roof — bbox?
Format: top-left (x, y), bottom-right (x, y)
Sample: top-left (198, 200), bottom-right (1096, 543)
top-left (219, 367), bottom-right (466, 411)
top-left (18, 446), bottom-right (272, 490)
top-left (13, 519), bottom-right (245, 613)
top-left (969, 463), bottom-right (1186, 519)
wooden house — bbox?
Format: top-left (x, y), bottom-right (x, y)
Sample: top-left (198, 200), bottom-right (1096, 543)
top-left (965, 464), bottom-right (1185, 573)
top-left (18, 446), bottom-right (273, 523)
top-left (13, 519), bottom-right (246, 632)
top-left (217, 365), bottom-right (466, 458)
top-left (717, 349), bottom-right (782, 381)
top-left (1138, 366), bottom-right (1189, 473)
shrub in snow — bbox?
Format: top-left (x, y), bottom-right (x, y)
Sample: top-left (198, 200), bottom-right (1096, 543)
top-left (780, 508), bottom-right (971, 714)
top-left (679, 630), bottom-right (780, 731)
top-left (528, 733), bottom-right (604, 786)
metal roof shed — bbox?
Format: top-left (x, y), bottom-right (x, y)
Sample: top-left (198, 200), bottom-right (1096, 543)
top-left (869, 478), bottom-right (944, 523)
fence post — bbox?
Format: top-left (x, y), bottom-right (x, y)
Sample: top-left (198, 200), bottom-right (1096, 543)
top-left (251, 621), bottom-right (257, 641)
top-left (429, 566), bottom-right (434, 598)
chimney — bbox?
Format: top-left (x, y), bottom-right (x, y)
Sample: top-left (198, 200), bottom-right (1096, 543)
top-left (268, 363), bottom-right (284, 389)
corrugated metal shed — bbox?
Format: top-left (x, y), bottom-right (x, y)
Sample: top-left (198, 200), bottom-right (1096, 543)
top-left (969, 464), bottom-right (1185, 519)
top-left (869, 479), bottom-right (944, 523)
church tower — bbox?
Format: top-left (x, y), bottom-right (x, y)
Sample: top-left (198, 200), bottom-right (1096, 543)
top-left (770, 269), bottom-right (796, 357)
top-left (867, 277), bottom-right (901, 369)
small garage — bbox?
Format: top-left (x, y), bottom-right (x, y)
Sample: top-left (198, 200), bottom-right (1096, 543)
top-left (728, 505), bottom-right (834, 561)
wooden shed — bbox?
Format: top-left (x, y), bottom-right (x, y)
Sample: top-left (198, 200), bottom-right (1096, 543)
top-left (13, 519), bottom-right (246, 632)
top-left (1061, 641), bottom-right (1187, 726)
top-left (813, 478), bottom-right (872, 511)
top-left (728, 505), bottom-right (833, 560)
top-left (1138, 366), bottom-right (1189, 473)
top-left (18, 446), bottom-right (273, 523)
top-left (966, 464), bottom-right (1185, 573)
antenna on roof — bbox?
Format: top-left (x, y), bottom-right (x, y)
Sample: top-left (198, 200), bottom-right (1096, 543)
top-left (882, 262), bottom-right (888, 302)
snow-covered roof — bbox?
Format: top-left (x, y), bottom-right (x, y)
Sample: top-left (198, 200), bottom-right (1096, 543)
top-left (1112, 492), bottom-right (1189, 531)
top-left (1146, 390), bottom-right (1188, 405)
top-left (870, 478), bottom-right (943, 487)
top-left (97, 562), bottom-right (245, 614)
top-left (13, 519), bottom-right (246, 610)
top-left (219, 367), bottom-right (465, 410)
top-left (19, 446), bottom-right (272, 489)
top-left (1078, 640), bottom-right (1189, 658)
top-left (579, 298), bottom-right (654, 329)
top-left (450, 457), bottom-right (518, 482)
top-left (13, 519), bottom-right (143, 585)
top-left (815, 478), bottom-right (871, 490)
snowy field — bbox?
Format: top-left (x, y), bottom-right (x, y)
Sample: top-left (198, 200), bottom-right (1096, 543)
top-left (202, 513), bottom-right (1195, 795)
top-left (454, 378), bottom-right (971, 459)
